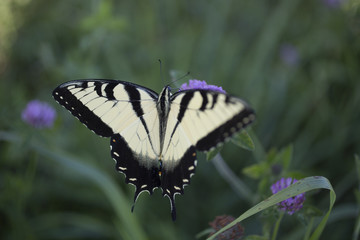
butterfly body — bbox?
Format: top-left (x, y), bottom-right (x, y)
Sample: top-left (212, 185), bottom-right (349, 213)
top-left (53, 79), bottom-right (255, 220)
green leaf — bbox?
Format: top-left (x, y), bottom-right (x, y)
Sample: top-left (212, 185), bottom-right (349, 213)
top-left (267, 145), bottom-right (293, 168)
top-left (266, 148), bottom-right (278, 164)
top-left (242, 163), bottom-right (267, 179)
top-left (207, 176), bottom-right (336, 240)
top-left (278, 144), bottom-right (293, 169)
top-left (231, 130), bottom-right (255, 151)
top-left (195, 228), bottom-right (214, 239)
top-left (303, 205), bottom-right (324, 218)
top-left (258, 177), bottom-right (270, 194)
top-left (206, 146), bottom-right (222, 161)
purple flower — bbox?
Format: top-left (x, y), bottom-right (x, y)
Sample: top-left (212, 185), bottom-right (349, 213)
top-left (322, 0), bottom-right (344, 8)
top-left (22, 100), bottom-right (56, 129)
top-left (279, 44), bottom-right (299, 66)
top-left (179, 79), bottom-right (226, 94)
top-left (208, 215), bottom-right (244, 240)
top-left (271, 178), bottom-right (305, 215)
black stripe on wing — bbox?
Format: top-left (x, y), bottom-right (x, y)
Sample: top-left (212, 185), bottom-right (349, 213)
top-left (52, 79), bottom-right (159, 137)
top-left (53, 81), bottom-right (114, 137)
top-left (171, 89), bottom-right (255, 152)
top-left (124, 84), bottom-right (154, 148)
top-left (197, 112), bottom-right (255, 151)
top-left (196, 104), bottom-right (255, 151)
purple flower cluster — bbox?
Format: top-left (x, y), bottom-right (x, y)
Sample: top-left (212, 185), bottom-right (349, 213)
top-left (208, 215), bottom-right (244, 240)
top-left (271, 178), bottom-right (305, 215)
top-left (179, 79), bottom-right (226, 94)
top-left (279, 44), bottom-right (299, 66)
top-left (322, 0), bottom-right (343, 8)
top-left (22, 100), bottom-right (56, 129)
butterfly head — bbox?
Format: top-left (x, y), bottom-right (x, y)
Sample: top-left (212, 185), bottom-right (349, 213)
top-left (162, 85), bottom-right (172, 97)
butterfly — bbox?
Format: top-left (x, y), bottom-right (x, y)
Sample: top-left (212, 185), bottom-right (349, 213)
top-left (53, 79), bottom-right (255, 220)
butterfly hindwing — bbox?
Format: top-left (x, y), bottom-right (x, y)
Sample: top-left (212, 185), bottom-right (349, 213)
top-left (160, 146), bottom-right (197, 220)
top-left (111, 134), bottom-right (161, 200)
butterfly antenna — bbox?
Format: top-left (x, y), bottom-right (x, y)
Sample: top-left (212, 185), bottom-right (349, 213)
top-left (158, 59), bottom-right (166, 86)
top-left (168, 71), bottom-right (190, 91)
top-left (169, 71), bottom-right (190, 85)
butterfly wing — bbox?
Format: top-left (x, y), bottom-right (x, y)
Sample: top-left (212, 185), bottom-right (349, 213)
top-left (53, 80), bottom-right (255, 221)
top-left (53, 79), bottom-right (159, 137)
top-left (167, 89), bottom-right (255, 151)
top-left (158, 89), bottom-right (255, 218)
top-left (53, 79), bottom-right (163, 203)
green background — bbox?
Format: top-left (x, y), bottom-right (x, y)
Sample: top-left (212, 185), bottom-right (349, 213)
top-left (1, 0), bottom-right (359, 239)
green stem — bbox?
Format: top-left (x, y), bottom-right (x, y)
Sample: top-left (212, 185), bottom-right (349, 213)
top-left (304, 217), bottom-right (315, 240)
top-left (271, 211), bottom-right (284, 240)
top-left (212, 153), bottom-right (254, 203)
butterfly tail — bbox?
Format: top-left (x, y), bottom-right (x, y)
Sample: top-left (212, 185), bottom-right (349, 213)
top-left (171, 199), bottom-right (177, 221)
top-left (162, 192), bottom-right (177, 221)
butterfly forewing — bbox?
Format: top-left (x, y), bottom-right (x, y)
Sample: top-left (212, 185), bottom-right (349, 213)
top-left (165, 90), bottom-right (255, 152)
top-left (53, 80), bottom-right (158, 136)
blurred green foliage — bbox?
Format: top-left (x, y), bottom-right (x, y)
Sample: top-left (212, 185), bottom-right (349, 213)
top-left (1, 0), bottom-right (360, 239)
